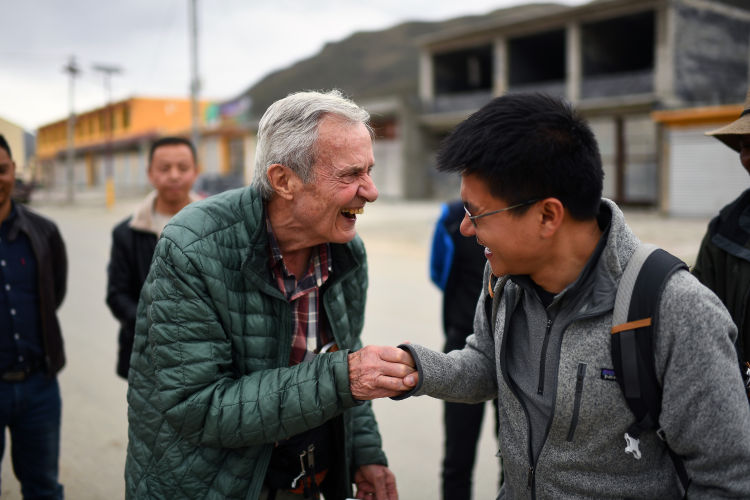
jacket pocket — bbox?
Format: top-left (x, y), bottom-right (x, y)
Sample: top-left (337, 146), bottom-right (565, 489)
top-left (566, 362), bottom-right (587, 442)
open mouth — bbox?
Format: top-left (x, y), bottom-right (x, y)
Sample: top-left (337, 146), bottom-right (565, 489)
top-left (340, 207), bottom-right (364, 219)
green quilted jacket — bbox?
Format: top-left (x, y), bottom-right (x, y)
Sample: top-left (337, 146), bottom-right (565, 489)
top-left (125, 186), bottom-right (387, 499)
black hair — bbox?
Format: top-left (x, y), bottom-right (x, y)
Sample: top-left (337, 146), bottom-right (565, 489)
top-left (148, 136), bottom-right (197, 166)
top-left (436, 92), bottom-right (603, 220)
top-left (0, 134), bottom-right (12, 159)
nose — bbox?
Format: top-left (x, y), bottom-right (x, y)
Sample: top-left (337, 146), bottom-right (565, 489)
top-left (359, 172), bottom-right (378, 203)
top-left (459, 214), bottom-right (475, 237)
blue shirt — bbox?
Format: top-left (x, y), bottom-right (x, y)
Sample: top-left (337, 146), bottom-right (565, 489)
top-left (0, 203), bottom-right (43, 372)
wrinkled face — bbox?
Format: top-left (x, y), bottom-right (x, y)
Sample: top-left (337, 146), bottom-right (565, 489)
top-left (148, 144), bottom-right (198, 206)
top-left (740, 134), bottom-right (750, 175)
top-left (0, 147), bottom-right (16, 213)
top-left (459, 172), bottom-right (539, 277)
top-left (293, 116), bottom-right (378, 245)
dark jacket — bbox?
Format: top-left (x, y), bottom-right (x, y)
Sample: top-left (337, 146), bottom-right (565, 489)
top-left (125, 187), bottom-right (387, 499)
top-left (106, 191), bottom-right (199, 378)
top-left (106, 218), bottom-right (156, 378)
top-left (5, 202), bottom-right (67, 375)
top-left (693, 187), bottom-right (750, 365)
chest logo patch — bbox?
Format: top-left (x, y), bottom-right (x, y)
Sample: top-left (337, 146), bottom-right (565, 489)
top-left (600, 368), bottom-right (617, 382)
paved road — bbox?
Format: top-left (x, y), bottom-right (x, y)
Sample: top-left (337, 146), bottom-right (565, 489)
top-left (1, 195), bottom-right (710, 499)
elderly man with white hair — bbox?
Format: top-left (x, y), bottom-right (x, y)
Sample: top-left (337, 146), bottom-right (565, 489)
top-left (125, 90), bottom-right (414, 500)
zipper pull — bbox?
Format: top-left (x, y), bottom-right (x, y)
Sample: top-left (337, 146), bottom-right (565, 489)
top-left (527, 466), bottom-right (535, 489)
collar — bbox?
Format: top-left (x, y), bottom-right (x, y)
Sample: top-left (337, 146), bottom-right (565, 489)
top-left (129, 190), bottom-right (201, 236)
top-left (710, 188), bottom-right (750, 263)
top-left (264, 212), bottom-right (332, 280)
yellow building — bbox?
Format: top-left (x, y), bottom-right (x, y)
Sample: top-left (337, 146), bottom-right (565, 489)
top-left (36, 96), bottom-right (252, 199)
top-left (0, 116), bottom-right (33, 177)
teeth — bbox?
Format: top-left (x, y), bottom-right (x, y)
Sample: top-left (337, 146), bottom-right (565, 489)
top-left (341, 208), bottom-right (364, 215)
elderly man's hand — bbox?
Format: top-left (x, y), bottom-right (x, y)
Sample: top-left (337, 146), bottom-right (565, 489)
top-left (354, 464), bottom-right (398, 500)
top-left (348, 346), bottom-right (416, 400)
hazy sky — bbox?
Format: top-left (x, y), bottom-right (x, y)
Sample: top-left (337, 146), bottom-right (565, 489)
top-left (1, 0), bottom-right (587, 131)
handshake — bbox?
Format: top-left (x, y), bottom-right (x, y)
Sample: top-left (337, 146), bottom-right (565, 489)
top-left (348, 345), bottom-right (418, 400)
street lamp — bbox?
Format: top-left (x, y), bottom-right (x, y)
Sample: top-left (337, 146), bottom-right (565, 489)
top-left (189, 0), bottom-right (201, 153)
top-left (62, 56), bottom-right (80, 204)
top-left (92, 63), bottom-right (122, 209)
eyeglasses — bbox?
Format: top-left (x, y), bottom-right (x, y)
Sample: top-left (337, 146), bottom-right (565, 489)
top-left (463, 199), bottom-right (539, 227)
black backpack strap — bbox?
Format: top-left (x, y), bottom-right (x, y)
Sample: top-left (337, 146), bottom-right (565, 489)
top-left (611, 243), bottom-right (690, 493)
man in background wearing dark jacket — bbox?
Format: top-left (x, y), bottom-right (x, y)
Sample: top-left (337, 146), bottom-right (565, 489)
top-left (125, 91), bottom-right (413, 500)
top-left (694, 89), bottom-right (750, 397)
top-left (105, 136), bottom-right (199, 379)
top-left (0, 134), bottom-right (68, 499)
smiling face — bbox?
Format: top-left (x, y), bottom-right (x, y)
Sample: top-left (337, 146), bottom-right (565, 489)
top-left (0, 146), bottom-right (16, 220)
top-left (459, 172), bottom-right (541, 277)
top-left (292, 115), bottom-right (378, 245)
top-left (147, 143), bottom-right (198, 212)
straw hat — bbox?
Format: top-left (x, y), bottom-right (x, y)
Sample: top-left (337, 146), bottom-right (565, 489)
top-left (705, 89), bottom-right (750, 152)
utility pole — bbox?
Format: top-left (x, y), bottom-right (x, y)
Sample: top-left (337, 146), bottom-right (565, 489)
top-left (188, 0), bottom-right (201, 154)
top-left (93, 63), bottom-right (122, 209)
top-left (63, 56), bottom-right (80, 204)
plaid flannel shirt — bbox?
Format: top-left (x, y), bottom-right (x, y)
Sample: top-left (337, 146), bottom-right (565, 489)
top-left (266, 218), bottom-right (331, 365)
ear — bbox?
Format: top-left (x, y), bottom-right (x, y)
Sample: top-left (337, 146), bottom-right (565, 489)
top-left (266, 164), bottom-right (299, 200)
top-left (537, 198), bottom-right (564, 238)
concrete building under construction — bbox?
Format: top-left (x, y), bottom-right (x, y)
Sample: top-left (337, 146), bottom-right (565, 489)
top-left (415, 0), bottom-right (750, 208)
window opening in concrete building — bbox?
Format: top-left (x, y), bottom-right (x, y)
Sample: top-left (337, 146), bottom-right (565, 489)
top-left (581, 11), bottom-right (655, 98)
top-left (433, 45), bottom-right (493, 95)
top-left (508, 29), bottom-right (565, 95)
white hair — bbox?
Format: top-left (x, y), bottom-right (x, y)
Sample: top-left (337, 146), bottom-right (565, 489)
top-left (251, 89), bottom-right (372, 200)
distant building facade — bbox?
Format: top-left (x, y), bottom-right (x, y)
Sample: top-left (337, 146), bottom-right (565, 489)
top-left (0, 116), bottom-right (34, 177)
top-left (36, 97), bottom-right (251, 198)
top-left (653, 103), bottom-right (746, 216)
top-left (415, 0), bottom-right (750, 205)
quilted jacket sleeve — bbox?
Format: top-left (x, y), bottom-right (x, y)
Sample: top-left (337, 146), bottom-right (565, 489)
top-left (139, 236), bottom-right (361, 448)
top-left (350, 400), bottom-right (388, 468)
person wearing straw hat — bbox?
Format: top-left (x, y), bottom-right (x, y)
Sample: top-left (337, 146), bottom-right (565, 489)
top-left (694, 89), bottom-right (750, 398)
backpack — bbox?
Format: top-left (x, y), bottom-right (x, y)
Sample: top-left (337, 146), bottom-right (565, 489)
top-left (611, 243), bottom-right (690, 493)
top-left (429, 202), bottom-right (455, 291)
top-left (484, 242), bottom-right (690, 492)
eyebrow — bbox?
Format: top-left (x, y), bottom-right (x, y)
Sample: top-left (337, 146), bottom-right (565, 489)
top-left (338, 164), bottom-right (373, 176)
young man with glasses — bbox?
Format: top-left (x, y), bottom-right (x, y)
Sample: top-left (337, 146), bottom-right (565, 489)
top-left (360, 93), bottom-right (750, 497)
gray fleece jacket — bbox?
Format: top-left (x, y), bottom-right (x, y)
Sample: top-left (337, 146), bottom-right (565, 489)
top-left (401, 199), bottom-right (750, 499)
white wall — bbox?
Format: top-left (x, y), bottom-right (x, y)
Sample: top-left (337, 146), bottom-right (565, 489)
top-left (667, 127), bottom-right (748, 216)
top-left (372, 139), bottom-right (404, 198)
